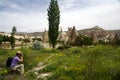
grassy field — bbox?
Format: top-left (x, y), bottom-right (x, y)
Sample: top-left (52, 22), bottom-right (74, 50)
top-left (0, 45), bottom-right (120, 80)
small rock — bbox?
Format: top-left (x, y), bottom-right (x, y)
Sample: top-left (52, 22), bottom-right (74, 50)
top-left (38, 62), bottom-right (43, 66)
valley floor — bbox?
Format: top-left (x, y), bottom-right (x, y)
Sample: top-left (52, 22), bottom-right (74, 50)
top-left (0, 45), bottom-right (120, 80)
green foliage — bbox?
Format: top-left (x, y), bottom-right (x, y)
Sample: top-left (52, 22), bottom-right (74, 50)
top-left (0, 35), bottom-right (3, 47)
top-left (10, 26), bottom-right (17, 49)
top-left (32, 38), bottom-right (41, 42)
top-left (26, 72), bottom-right (37, 80)
top-left (3, 35), bottom-right (10, 42)
top-left (57, 45), bottom-right (71, 50)
top-left (0, 35), bottom-right (11, 48)
top-left (39, 62), bottom-right (59, 73)
top-left (32, 41), bottom-right (43, 50)
top-left (11, 26), bottom-right (17, 35)
top-left (0, 68), bottom-right (8, 75)
top-left (10, 36), bottom-right (15, 49)
top-left (0, 50), bottom-right (9, 55)
top-left (0, 45), bottom-right (120, 80)
top-left (73, 34), bottom-right (93, 46)
top-left (46, 45), bottom-right (120, 80)
top-left (48, 0), bottom-right (60, 48)
top-left (112, 71), bottom-right (120, 80)
top-left (23, 38), bottom-right (30, 43)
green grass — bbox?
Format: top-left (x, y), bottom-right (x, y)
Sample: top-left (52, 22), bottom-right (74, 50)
top-left (0, 45), bottom-right (120, 80)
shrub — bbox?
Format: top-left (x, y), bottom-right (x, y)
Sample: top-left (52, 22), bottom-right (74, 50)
top-left (73, 34), bottom-right (93, 46)
top-left (32, 38), bottom-right (41, 42)
top-left (57, 46), bottom-right (64, 50)
top-left (112, 71), bottom-right (120, 80)
top-left (57, 45), bottom-right (71, 50)
top-left (23, 38), bottom-right (30, 43)
top-left (32, 41), bottom-right (43, 50)
top-left (72, 49), bottom-right (81, 54)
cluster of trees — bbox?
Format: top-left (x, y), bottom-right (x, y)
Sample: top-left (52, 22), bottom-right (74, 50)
top-left (0, 26), bottom-right (16, 49)
top-left (73, 33), bottom-right (120, 47)
top-left (73, 34), bottom-right (93, 46)
top-left (0, 34), bottom-right (15, 49)
top-left (61, 31), bottom-right (120, 47)
top-left (18, 37), bottom-right (41, 43)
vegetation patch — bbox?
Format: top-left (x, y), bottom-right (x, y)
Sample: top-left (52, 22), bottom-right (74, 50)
top-left (0, 45), bottom-right (120, 80)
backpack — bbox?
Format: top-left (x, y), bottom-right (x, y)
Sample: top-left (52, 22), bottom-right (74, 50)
top-left (6, 57), bottom-right (13, 68)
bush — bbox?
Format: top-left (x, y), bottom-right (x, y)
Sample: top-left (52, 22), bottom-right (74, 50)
top-left (23, 38), bottom-right (30, 43)
top-left (32, 41), bottom-right (43, 50)
top-left (112, 71), bottom-right (120, 80)
top-left (32, 38), bottom-right (41, 42)
top-left (73, 34), bottom-right (93, 46)
top-left (57, 45), bottom-right (71, 50)
top-left (57, 46), bottom-right (64, 50)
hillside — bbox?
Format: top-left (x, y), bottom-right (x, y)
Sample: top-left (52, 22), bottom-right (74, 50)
top-left (78, 26), bottom-right (120, 39)
top-left (16, 32), bottom-right (43, 37)
top-left (16, 26), bottom-right (120, 37)
top-left (1, 26), bottom-right (120, 41)
top-left (107, 30), bottom-right (120, 34)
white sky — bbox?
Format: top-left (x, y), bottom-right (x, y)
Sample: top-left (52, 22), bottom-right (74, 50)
top-left (0, 0), bottom-right (120, 32)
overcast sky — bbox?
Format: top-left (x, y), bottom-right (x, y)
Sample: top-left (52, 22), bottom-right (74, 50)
top-left (0, 0), bottom-right (120, 32)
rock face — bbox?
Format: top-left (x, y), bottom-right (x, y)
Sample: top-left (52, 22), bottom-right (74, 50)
top-left (58, 26), bottom-right (79, 44)
top-left (58, 31), bottom-right (67, 43)
top-left (79, 26), bottom-right (109, 36)
top-left (78, 26), bottom-right (119, 44)
top-left (67, 26), bottom-right (79, 43)
top-left (43, 30), bottom-right (49, 42)
top-left (92, 32), bottom-right (98, 44)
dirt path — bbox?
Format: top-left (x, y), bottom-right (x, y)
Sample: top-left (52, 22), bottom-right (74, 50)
top-left (26, 54), bottom-right (54, 80)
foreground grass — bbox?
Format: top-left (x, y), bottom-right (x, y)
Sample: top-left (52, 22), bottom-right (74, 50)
top-left (39, 45), bottom-right (120, 80)
top-left (0, 45), bottom-right (120, 80)
top-left (0, 48), bottom-right (53, 80)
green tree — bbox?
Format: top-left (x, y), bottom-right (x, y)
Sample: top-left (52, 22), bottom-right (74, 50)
top-left (23, 38), bottom-right (30, 43)
top-left (10, 26), bottom-right (17, 49)
top-left (11, 26), bottom-right (17, 34)
top-left (48, 0), bottom-right (60, 48)
top-left (74, 34), bottom-right (84, 46)
top-left (10, 36), bottom-right (15, 49)
top-left (74, 34), bottom-right (93, 46)
top-left (3, 35), bottom-right (6, 48)
top-left (0, 35), bottom-right (3, 48)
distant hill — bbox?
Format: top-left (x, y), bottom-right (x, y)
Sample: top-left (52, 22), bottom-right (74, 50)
top-left (1, 26), bottom-right (120, 37)
top-left (78, 26), bottom-right (108, 37)
top-left (16, 32), bottom-right (43, 37)
top-left (107, 30), bottom-right (120, 34)
top-left (78, 26), bottom-right (120, 36)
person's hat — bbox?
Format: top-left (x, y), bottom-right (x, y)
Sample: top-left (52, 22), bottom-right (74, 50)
top-left (17, 51), bottom-right (22, 53)
top-left (16, 51), bottom-right (22, 55)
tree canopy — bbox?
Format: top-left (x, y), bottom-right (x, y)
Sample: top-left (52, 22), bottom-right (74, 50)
top-left (48, 0), bottom-right (60, 48)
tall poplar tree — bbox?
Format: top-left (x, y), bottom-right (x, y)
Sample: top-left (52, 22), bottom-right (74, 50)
top-left (11, 26), bottom-right (17, 34)
top-left (10, 26), bottom-right (17, 49)
top-left (48, 0), bottom-right (60, 48)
